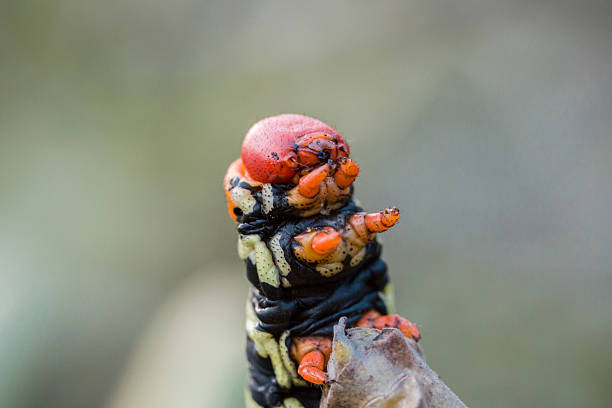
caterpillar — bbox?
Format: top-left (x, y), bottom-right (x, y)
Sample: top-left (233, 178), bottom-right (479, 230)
top-left (224, 114), bottom-right (420, 408)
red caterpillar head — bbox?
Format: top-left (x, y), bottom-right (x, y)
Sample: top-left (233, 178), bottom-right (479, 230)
top-left (241, 114), bottom-right (351, 183)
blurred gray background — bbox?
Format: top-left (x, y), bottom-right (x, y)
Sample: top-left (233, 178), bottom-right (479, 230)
top-left (1, 1), bottom-right (611, 407)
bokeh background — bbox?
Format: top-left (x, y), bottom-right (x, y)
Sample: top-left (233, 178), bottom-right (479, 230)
top-left (1, 1), bottom-right (611, 407)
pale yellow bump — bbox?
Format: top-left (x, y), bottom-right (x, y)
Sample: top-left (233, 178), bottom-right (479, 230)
top-left (237, 234), bottom-right (260, 260)
top-left (261, 183), bottom-right (274, 214)
top-left (281, 277), bottom-right (291, 288)
top-left (231, 186), bottom-right (256, 214)
top-left (263, 335), bottom-right (292, 389)
top-left (245, 300), bottom-right (267, 357)
top-left (269, 233), bottom-right (291, 276)
top-left (254, 241), bottom-right (280, 288)
top-left (279, 331), bottom-right (306, 387)
top-left (316, 262), bottom-right (344, 278)
top-left (346, 242), bottom-right (359, 255)
top-left (349, 247), bottom-right (366, 267)
top-left (245, 303), bottom-right (292, 389)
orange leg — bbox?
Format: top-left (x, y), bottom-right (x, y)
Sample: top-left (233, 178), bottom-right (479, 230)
top-left (374, 314), bottom-right (421, 341)
top-left (347, 207), bottom-right (401, 243)
top-left (357, 309), bottom-right (421, 341)
top-left (334, 157), bottom-right (360, 188)
top-left (311, 227), bottom-right (342, 255)
top-left (291, 311), bottom-right (419, 385)
top-left (298, 164), bottom-right (330, 197)
top-left (294, 227), bottom-right (342, 262)
top-left (364, 207), bottom-right (400, 233)
top-left (291, 336), bottom-right (332, 385)
top-left (298, 350), bottom-right (327, 384)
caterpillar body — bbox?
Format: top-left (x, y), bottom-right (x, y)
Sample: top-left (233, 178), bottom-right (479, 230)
top-left (224, 114), bottom-right (420, 408)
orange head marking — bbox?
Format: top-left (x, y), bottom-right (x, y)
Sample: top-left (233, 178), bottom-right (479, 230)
top-left (295, 132), bottom-right (349, 170)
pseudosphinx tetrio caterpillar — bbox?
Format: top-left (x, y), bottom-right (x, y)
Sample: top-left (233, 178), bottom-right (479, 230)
top-left (224, 114), bottom-right (420, 408)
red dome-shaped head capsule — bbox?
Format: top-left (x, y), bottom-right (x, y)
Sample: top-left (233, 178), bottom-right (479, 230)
top-left (241, 114), bottom-right (350, 183)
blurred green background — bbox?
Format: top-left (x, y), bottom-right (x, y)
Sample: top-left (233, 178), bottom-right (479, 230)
top-left (1, 1), bottom-right (611, 407)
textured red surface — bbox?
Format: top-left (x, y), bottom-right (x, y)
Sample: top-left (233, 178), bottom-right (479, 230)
top-left (241, 113), bottom-right (346, 183)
